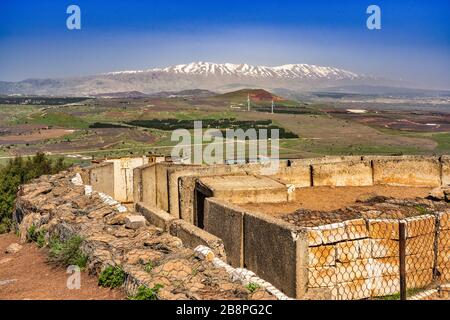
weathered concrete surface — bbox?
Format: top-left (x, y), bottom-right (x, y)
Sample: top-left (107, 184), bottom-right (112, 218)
top-left (268, 165), bottom-right (311, 188)
top-left (290, 156), bottom-right (363, 167)
top-left (132, 166), bottom-right (143, 204)
top-left (312, 161), bottom-right (373, 187)
top-left (243, 210), bottom-right (308, 298)
top-left (89, 162), bottom-right (114, 197)
top-left (197, 175), bottom-right (289, 204)
top-left (106, 157), bottom-right (149, 203)
top-left (155, 163), bottom-right (185, 212)
top-left (169, 220), bottom-right (226, 259)
top-left (204, 198), bottom-right (245, 267)
top-left (372, 156), bottom-right (441, 187)
top-left (442, 156), bottom-right (450, 186)
top-left (166, 165), bottom-right (205, 218)
top-left (136, 202), bottom-right (176, 232)
top-left (133, 164), bottom-right (157, 205)
top-left (125, 215), bottom-right (146, 230)
top-left (167, 163), bottom-right (271, 221)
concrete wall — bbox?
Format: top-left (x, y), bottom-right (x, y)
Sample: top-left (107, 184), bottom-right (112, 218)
top-left (289, 156), bottom-right (363, 167)
top-left (204, 198), bottom-right (245, 267)
top-left (312, 161), bottom-right (373, 187)
top-left (203, 197), bottom-right (308, 298)
top-left (203, 196), bottom-right (448, 299)
top-left (105, 157), bottom-right (149, 203)
top-left (133, 164), bottom-right (158, 206)
top-left (268, 165), bottom-right (311, 188)
top-left (89, 162), bottom-right (114, 197)
top-left (197, 175), bottom-right (289, 205)
top-left (244, 210), bottom-right (308, 298)
top-left (165, 162), bottom-right (282, 220)
top-left (372, 156), bottom-right (441, 187)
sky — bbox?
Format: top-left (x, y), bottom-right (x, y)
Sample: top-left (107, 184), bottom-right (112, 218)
top-left (0, 0), bottom-right (449, 89)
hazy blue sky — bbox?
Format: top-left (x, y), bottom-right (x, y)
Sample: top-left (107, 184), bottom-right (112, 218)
top-left (0, 0), bottom-right (449, 89)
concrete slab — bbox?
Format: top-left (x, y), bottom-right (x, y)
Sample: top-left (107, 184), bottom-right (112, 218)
top-left (197, 175), bottom-right (289, 204)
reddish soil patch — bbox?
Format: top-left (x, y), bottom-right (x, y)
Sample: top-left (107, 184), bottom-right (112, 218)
top-left (241, 185), bottom-right (432, 216)
top-left (0, 233), bottom-right (125, 300)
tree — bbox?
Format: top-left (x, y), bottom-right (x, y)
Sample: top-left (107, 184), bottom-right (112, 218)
top-left (0, 153), bottom-right (69, 233)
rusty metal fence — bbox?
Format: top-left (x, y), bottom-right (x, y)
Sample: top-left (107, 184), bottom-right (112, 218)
top-left (306, 211), bottom-right (450, 300)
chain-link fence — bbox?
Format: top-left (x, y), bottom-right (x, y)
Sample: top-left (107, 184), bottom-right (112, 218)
top-left (303, 210), bottom-right (450, 300)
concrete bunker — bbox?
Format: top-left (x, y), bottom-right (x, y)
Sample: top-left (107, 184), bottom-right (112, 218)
top-left (83, 155), bottom-right (450, 299)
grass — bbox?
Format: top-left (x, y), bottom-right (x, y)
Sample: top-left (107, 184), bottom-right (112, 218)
top-left (415, 205), bottom-right (432, 216)
top-left (18, 111), bottom-right (89, 129)
top-left (98, 266), bottom-right (126, 288)
top-left (377, 287), bottom-right (424, 300)
top-left (432, 132), bottom-right (450, 154)
top-left (47, 235), bottom-right (88, 269)
top-left (128, 284), bottom-right (163, 300)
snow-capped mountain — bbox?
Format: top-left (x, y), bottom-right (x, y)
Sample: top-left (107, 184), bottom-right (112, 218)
top-left (106, 61), bottom-right (360, 81)
top-left (0, 61), bottom-right (389, 96)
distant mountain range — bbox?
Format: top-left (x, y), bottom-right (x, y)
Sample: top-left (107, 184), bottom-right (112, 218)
top-left (0, 61), bottom-right (439, 96)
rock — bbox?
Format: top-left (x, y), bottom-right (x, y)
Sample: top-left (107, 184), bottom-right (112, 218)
top-left (0, 279), bottom-right (17, 286)
top-left (5, 243), bottom-right (22, 254)
top-left (125, 215), bottom-right (146, 230)
top-left (153, 259), bottom-right (192, 280)
top-left (251, 290), bottom-right (276, 300)
top-left (428, 187), bottom-right (446, 201)
top-left (0, 258), bottom-right (12, 265)
top-left (88, 207), bottom-right (113, 219)
top-left (106, 213), bottom-right (130, 225)
top-left (124, 249), bottom-right (162, 265)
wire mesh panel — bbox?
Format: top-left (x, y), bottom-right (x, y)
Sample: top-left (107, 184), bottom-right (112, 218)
top-left (403, 215), bottom-right (436, 296)
top-left (306, 219), bottom-right (402, 300)
top-left (437, 211), bottom-right (450, 289)
top-left (291, 199), bottom-right (450, 300)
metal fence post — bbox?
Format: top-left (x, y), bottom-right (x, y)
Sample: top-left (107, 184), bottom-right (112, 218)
top-left (399, 220), bottom-right (407, 300)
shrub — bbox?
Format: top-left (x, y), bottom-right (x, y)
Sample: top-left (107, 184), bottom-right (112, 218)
top-left (0, 153), bottom-right (69, 234)
top-left (144, 261), bottom-right (154, 273)
top-left (98, 266), bottom-right (126, 289)
top-left (27, 224), bottom-right (46, 248)
top-left (48, 235), bottom-right (88, 268)
top-left (245, 282), bottom-right (261, 293)
top-left (129, 284), bottom-right (163, 300)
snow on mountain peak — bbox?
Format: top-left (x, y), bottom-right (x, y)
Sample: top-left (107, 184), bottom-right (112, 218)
top-left (158, 62), bottom-right (360, 80)
top-left (104, 61), bottom-right (360, 80)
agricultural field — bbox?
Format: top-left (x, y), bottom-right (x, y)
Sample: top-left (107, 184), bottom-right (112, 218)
top-left (0, 89), bottom-right (449, 165)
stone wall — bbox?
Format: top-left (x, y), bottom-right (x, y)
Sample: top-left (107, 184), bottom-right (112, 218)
top-left (13, 171), bottom-right (274, 300)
